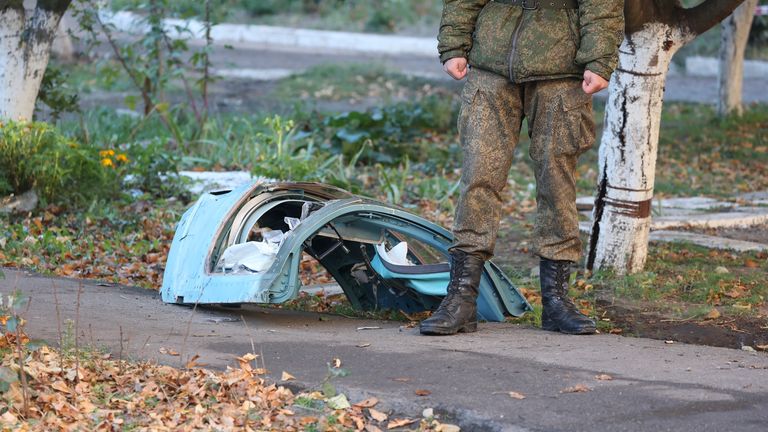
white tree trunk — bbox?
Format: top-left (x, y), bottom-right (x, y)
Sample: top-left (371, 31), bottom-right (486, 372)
top-left (0, 6), bottom-right (65, 121)
top-left (588, 23), bottom-right (694, 274)
top-left (717, 0), bottom-right (758, 117)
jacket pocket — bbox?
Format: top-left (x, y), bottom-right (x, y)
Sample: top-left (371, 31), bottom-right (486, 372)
top-left (467, 2), bottom-right (521, 78)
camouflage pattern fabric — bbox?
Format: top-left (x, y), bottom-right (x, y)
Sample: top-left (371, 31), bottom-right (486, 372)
top-left (437, 0), bottom-right (624, 81)
top-left (451, 68), bottom-right (595, 262)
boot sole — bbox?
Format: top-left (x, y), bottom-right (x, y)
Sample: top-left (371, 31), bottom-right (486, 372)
top-left (420, 321), bottom-right (478, 335)
top-left (541, 322), bottom-right (596, 335)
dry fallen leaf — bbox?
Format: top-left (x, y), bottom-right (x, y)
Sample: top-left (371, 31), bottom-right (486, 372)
top-left (392, 377), bottom-right (411, 383)
top-left (414, 389), bottom-right (431, 396)
top-left (159, 347), bottom-right (180, 356)
top-left (595, 374), bottom-right (613, 381)
top-left (331, 358), bottom-right (342, 368)
top-left (238, 353), bottom-right (258, 362)
top-left (705, 308), bottom-right (721, 320)
top-left (387, 418), bottom-right (417, 429)
top-left (369, 408), bottom-right (388, 422)
top-left (354, 397), bottom-right (379, 408)
top-left (51, 380), bottom-right (71, 394)
top-left (561, 384), bottom-right (591, 393)
top-left (356, 343), bottom-right (372, 348)
top-left (755, 344), bottom-right (768, 351)
top-left (185, 354), bottom-right (201, 369)
top-left (508, 391), bottom-right (526, 400)
top-left (281, 371), bottom-right (295, 381)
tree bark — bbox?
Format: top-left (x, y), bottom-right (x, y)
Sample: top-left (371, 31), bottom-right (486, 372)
top-left (0, 0), bottom-right (72, 121)
top-left (717, 0), bottom-right (758, 117)
top-left (587, 0), bottom-right (745, 275)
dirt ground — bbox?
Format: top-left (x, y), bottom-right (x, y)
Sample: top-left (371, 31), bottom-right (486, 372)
top-left (598, 298), bottom-right (768, 350)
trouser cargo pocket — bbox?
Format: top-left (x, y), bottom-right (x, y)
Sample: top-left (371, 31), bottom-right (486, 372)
top-left (559, 86), bottom-right (595, 156)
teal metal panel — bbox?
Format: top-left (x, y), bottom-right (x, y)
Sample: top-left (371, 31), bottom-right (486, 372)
top-left (161, 181), bottom-right (532, 321)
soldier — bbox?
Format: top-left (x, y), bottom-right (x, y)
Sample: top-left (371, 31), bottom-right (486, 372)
top-left (420, 0), bottom-right (625, 336)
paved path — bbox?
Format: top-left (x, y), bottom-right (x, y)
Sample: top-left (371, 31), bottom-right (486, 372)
top-left (4, 269), bottom-right (767, 431)
top-left (204, 43), bottom-right (768, 105)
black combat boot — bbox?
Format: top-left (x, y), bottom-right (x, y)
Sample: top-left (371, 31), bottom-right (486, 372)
top-left (420, 250), bottom-right (484, 335)
top-left (540, 259), bottom-right (596, 335)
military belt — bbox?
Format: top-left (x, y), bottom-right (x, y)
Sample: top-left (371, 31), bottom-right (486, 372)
top-left (492, 0), bottom-right (578, 9)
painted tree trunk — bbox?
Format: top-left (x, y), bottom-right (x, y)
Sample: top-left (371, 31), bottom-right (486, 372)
top-left (0, 5), bottom-right (68, 121)
top-left (587, 24), bottom-right (690, 274)
top-left (717, 0), bottom-right (758, 117)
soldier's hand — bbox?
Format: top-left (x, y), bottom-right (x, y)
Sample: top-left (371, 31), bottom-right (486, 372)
top-left (443, 57), bottom-right (468, 80)
top-left (582, 70), bottom-right (609, 94)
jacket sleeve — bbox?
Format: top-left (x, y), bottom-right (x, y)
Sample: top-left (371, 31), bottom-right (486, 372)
top-left (437, 0), bottom-right (491, 63)
top-left (575, 0), bottom-right (625, 81)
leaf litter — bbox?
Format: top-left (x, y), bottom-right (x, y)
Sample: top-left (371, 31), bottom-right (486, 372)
top-left (0, 336), bottom-right (452, 431)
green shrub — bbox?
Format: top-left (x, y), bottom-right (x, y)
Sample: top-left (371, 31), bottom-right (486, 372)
top-left (323, 94), bottom-right (460, 166)
top-left (0, 121), bottom-right (120, 207)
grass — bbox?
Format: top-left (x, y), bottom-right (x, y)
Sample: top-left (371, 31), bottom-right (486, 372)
top-left (654, 103), bottom-right (768, 197)
top-left (609, 243), bottom-right (768, 308)
top-left (274, 63), bottom-right (454, 104)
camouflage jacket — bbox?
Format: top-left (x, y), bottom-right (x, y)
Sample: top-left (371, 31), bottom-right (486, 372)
top-left (437, 0), bottom-right (624, 82)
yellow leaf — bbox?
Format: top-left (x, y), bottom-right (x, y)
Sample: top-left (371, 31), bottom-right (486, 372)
top-left (387, 418), bottom-right (417, 429)
top-left (561, 384), bottom-right (591, 393)
top-left (238, 353), bottom-right (258, 362)
top-left (281, 371), bottom-right (295, 381)
top-left (369, 408), bottom-right (387, 422)
top-left (705, 309), bottom-right (721, 320)
top-left (353, 397), bottom-right (379, 408)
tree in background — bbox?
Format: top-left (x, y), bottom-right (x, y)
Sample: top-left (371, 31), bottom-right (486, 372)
top-left (0, 0), bottom-right (72, 120)
top-left (587, 0), bottom-right (747, 275)
top-left (718, 0), bottom-right (759, 117)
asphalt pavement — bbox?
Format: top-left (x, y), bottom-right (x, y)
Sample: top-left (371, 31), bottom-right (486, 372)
top-left (3, 268), bottom-right (767, 432)
top-left (203, 41), bottom-right (768, 105)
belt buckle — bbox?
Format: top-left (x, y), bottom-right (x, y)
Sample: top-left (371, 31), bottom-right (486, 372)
top-left (522, 0), bottom-right (539, 9)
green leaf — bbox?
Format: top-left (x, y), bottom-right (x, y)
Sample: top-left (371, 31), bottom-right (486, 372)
top-left (12, 294), bottom-right (28, 311)
top-left (326, 394), bottom-right (351, 410)
top-left (0, 366), bottom-right (18, 393)
top-left (124, 95), bottom-right (137, 111)
top-left (5, 316), bottom-right (18, 333)
top-left (321, 381), bottom-right (336, 398)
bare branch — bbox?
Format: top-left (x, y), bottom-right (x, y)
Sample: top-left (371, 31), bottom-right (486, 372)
top-left (680, 0), bottom-right (746, 36)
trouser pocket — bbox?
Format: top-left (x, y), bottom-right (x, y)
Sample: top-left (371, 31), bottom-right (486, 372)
top-left (559, 87), bottom-right (595, 156)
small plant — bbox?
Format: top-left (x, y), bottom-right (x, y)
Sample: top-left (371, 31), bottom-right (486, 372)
top-left (0, 291), bottom-right (32, 416)
top-left (0, 120), bottom-right (117, 207)
top-left (35, 64), bottom-right (80, 121)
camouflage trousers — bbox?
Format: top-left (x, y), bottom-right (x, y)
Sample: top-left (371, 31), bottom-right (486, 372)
top-left (451, 68), bottom-right (595, 263)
